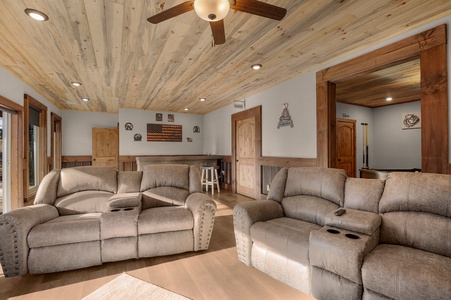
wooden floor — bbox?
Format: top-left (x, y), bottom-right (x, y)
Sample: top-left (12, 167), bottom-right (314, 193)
top-left (0, 191), bottom-right (314, 300)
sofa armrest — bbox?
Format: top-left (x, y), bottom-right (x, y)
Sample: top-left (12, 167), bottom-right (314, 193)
top-left (233, 200), bottom-right (284, 266)
top-left (0, 204), bottom-right (59, 277)
top-left (325, 208), bottom-right (381, 236)
top-left (185, 193), bottom-right (217, 251)
top-left (107, 193), bottom-right (142, 209)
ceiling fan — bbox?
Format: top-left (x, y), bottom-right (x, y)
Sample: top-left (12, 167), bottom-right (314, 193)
top-left (147, 0), bottom-right (287, 45)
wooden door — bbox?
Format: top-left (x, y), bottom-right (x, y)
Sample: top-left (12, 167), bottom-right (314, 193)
top-left (236, 118), bottom-right (256, 198)
top-left (232, 106), bottom-right (262, 199)
top-left (336, 119), bottom-right (356, 177)
top-left (92, 128), bottom-right (118, 168)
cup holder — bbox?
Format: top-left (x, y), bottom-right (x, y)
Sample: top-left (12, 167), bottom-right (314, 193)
top-left (327, 229), bottom-right (341, 234)
top-left (123, 207), bottom-right (134, 211)
top-left (345, 233), bottom-right (360, 240)
top-left (110, 209), bottom-right (120, 212)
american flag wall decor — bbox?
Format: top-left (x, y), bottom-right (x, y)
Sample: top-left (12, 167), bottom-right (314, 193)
top-left (147, 123), bottom-right (182, 142)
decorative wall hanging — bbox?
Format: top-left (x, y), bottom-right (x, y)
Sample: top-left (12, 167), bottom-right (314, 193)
top-left (147, 123), bottom-right (182, 142)
top-left (187, 137), bottom-right (193, 142)
top-left (133, 133), bottom-right (142, 141)
top-left (277, 103), bottom-right (294, 129)
top-left (124, 122), bottom-right (133, 131)
top-left (156, 113), bottom-right (163, 121)
top-left (168, 114), bottom-right (175, 122)
top-left (193, 126), bottom-right (200, 133)
top-left (402, 112), bottom-right (421, 129)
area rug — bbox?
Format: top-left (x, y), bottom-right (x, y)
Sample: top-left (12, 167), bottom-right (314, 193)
top-left (83, 273), bottom-right (190, 300)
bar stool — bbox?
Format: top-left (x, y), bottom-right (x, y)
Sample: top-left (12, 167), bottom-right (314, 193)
top-left (201, 166), bottom-right (220, 195)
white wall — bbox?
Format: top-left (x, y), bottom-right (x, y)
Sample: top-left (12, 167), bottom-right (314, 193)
top-left (61, 110), bottom-right (118, 155)
top-left (204, 72), bottom-right (317, 157)
top-left (204, 14), bottom-right (451, 163)
top-left (372, 101), bottom-right (421, 169)
top-left (0, 66), bottom-right (62, 156)
top-left (119, 108), bottom-right (204, 156)
top-left (336, 103), bottom-right (373, 175)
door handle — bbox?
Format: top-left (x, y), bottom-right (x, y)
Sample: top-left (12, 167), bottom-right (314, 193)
top-left (338, 159), bottom-right (342, 162)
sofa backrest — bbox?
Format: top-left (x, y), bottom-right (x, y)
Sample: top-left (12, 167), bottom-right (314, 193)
top-left (57, 166), bottom-right (117, 197)
top-left (268, 167), bottom-right (347, 226)
top-left (344, 178), bottom-right (385, 213)
top-left (140, 164), bottom-right (201, 209)
top-left (379, 172), bottom-right (451, 258)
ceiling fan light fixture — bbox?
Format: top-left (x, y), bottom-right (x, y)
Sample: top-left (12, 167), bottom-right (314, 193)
top-left (194, 0), bottom-right (230, 22)
top-left (25, 8), bottom-right (49, 21)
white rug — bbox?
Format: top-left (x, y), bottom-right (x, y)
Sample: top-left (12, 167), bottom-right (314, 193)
top-left (83, 273), bottom-right (190, 300)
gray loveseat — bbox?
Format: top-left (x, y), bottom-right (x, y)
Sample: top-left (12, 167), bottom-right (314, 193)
top-left (0, 164), bottom-right (216, 277)
top-left (233, 167), bottom-right (451, 299)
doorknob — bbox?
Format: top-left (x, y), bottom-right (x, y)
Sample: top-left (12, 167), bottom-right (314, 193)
top-left (338, 159), bottom-right (342, 162)
top-left (236, 159), bottom-right (239, 162)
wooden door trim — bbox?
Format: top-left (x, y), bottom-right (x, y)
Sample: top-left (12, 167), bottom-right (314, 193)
top-left (317, 24), bottom-right (448, 173)
top-left (0, 95), bottom-right (24, 209)
top-left (24, 94), bottom-right (47, 202)
top-left (231, 106), bottom-right (262, 199)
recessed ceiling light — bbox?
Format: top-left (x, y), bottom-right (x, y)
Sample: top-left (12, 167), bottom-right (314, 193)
top-left (25, 8), bottom-right (49, 21)
top-left (184, 108), bottom-right (189, 111)
top-left (82, 98), bottom-right (89, 102)
top-left (251, 64), bottom-right (262, 70)
top-left (71, 82), bottom-right (81, 87)
top-left (386, 97), bottom-right (393, 101)
top-left (199, 98), bottom-right (206, 102)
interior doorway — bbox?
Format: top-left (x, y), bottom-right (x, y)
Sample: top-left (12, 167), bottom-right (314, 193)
top-left (336, 118), bottom-right (356, 177)
top-left (50, 113), bottom-right (62, 171)
top-left (232, 106), bottom-right (262, 199)
top-left (92, 127), bottom-right (119, 168)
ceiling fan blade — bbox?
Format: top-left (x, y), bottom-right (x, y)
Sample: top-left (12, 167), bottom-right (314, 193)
top-left (147, 1), bottom-right (194, 24)
top-left (210, 20), bottom-right (226, 45)
top-left (231, 0), bottom-right (287, 21)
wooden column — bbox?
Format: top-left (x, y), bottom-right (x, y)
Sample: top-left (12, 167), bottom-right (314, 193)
top-left (316, 81), bottom-right (336, 168)
top-left (420, 44), bottom-right (449, 173)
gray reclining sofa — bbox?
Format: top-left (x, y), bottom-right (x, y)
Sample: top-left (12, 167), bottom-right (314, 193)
top-left (234, 167), bottom-right (451, 299)
top-left (0, 164), bottom-right (216, 277)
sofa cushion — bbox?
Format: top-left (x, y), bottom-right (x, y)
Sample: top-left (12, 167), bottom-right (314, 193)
top-left (379, 172), bottom-right (451, 217)
top-left (138, 207), bottom-right (194, 235)
top-left (250, 217), bottom-right (321, 264)
top-left (28, 213), bottom-right (101, 248)
top-left (57, 166), bottom-right (117, 197)
top-left (362, 244), bottom-right (451, 300)
top-left (34, 169), bottom-right (60, 205)
top-left (344, 178), bottom-right (384, 213)
top-left (282, 195), bottom-right (339, 226)
top-left (117, 171), bottom-right (142, 193)
top-left (380, 211), bottom-right (451, 258)
top-left (107, 193), bottom-right (141, 209)
top-left (140, 164), bottom-right (190, 191)
top-left (284, 167), bottom-right (347, 206)
top-left (141, 188), bottom-right (190, 209)
top-left (54, 191), bottom-right (113, 215)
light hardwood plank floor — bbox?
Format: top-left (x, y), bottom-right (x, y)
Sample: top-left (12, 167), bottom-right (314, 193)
top-left (0, 191), bottom-right (314, 300)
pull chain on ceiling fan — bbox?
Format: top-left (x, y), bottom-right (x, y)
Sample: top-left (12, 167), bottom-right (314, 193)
top-left (147, 0), bottom-right (287, 45)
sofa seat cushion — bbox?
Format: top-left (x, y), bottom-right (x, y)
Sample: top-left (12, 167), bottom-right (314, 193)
top-left (28, 213), bottom-right (101, 248)
top-left (138, 207), bottom-right (194, 235)
top-left (54, 191), bottom-right (113, 215)
top-left (362, 244), bottom-right (451, 300)
top-left (250, 217), bottom-right (321, 264)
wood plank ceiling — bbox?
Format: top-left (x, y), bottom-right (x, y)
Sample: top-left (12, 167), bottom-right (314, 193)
top-left (0, 0), bottom-right (450, 114)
